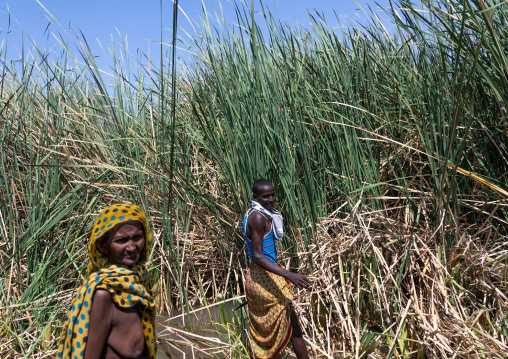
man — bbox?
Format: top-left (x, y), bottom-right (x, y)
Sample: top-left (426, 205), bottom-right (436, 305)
top-left (243, 179), bottom-right (310, 359)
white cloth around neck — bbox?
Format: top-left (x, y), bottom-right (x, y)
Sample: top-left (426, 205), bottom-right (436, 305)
top-left (251, 200), bottom-right (284, 240)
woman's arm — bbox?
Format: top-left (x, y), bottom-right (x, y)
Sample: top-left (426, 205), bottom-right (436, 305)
top-left (248, 212), bottom-right (310, 289)
top-left (83, 289), bottom-right (113, 359)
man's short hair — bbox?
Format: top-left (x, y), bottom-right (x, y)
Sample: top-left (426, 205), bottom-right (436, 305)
top-left (252, 179), bottom-right (274, 195)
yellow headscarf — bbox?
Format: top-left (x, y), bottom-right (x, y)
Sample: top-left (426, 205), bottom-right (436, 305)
top-left (57, 203), bottom-right (157, 359)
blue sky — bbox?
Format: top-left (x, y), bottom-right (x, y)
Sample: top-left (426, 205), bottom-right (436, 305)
top-left (0, 0), bottom-right (391, 73)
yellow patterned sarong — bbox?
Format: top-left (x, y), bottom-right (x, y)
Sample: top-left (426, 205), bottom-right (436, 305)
top-left (57, 203), bottom-right (157, 359)
top-left (246, 263), bottom-right (293, 359)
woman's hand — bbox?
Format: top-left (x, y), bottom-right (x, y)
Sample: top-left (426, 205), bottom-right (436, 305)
top-left (285, 272), bottom-right (311, 289)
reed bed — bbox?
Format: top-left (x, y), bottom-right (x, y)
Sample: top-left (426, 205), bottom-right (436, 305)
top-left (1, 0), bottom-right (508, 357)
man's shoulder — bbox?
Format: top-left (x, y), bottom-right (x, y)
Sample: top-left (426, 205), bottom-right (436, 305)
top-left (247, 210), bottom-right (269, 227)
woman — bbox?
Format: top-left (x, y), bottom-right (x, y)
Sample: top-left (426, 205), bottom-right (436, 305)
top-left (57, 203), bottom-right (157, 359)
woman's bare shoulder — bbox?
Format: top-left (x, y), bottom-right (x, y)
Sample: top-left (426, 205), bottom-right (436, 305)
top-left (92, 289), bottom-right (113, 311)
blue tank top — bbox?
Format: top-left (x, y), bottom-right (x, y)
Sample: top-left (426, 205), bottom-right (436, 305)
top-left (243, 209), bottom-right (278, 263)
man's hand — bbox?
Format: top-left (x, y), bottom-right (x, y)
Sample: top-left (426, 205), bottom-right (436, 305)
top-left (285, 272), bottom-right (311, 289)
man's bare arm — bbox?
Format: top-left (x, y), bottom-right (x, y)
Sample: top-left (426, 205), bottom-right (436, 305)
top-left (248, 212), bottom-right (310, 289)
top-left (84, 289), bottom-right (113, 359)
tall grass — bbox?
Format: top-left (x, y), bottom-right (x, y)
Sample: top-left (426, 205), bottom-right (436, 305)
top-left (1, 0), bottom-right (508, 357)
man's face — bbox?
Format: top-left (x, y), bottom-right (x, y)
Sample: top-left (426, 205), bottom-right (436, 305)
top-left (253, 185), bottom-right (276, 210)
top-left (99, 221), bottom-right (146, 266)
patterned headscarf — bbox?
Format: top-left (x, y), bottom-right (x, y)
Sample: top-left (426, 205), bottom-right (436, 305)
top-left (57, 203), bottom-right (157, 359)
top-left (86, 203), bottom-right (153, 275)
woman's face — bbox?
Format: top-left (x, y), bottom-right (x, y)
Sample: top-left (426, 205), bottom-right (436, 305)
top-left (99, 221), bottom-right (145, 266)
